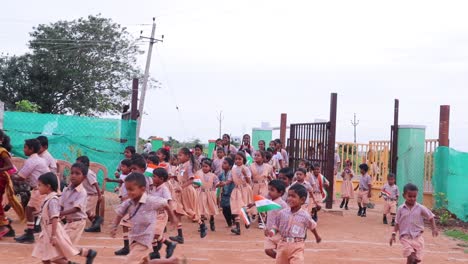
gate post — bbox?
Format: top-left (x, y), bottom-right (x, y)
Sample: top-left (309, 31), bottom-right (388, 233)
top-left (439, 105), bottom-right (450, 147)
top-left (280, 113), bottom-right (287, 147)
top-left (325, 93), bottom-right (338, 209)
top-left (390, 99), bottom-right (399, 175)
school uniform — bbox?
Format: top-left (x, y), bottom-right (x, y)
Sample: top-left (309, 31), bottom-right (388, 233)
top-left (341, 169), bottom-right (355, 199)
top-left (17, 153), bottom-right (50, 213)
top-left (212, 158), bottom-right (224, 177)
top-left (382, 183), bottom-right (399, 214)
top-left (39, 150), bottom-right (57, 174)
top-left (119, 173), bottom-right (129, 200)
top-left (116, 193), bottom-right (168, 264)
top-left (32, 192), bottom-right (79, 261)
top-left (273, 208), bottom-right (317, 264)
top-left (150, 183), bottom-right (172, 236)
top-left (196, 170), bottom-right (219, 217)
top-left (251, 163), bottom-right (273, 197)
top-left (178, 161), bottom-right (200, 221)
top-left (219, 170), bottom-right (235, 225)
top-left (280, 149), bottom-right (289, 167)
top-left (230, 165), bottom-right (252, 215)
top-left (292, 181), bottom-right (313, 211)
top-left (59, 184), bottom-right (88, 244)
top-left (82, 170), bottom-right (99, 217)
top-left (309, 174), bottom-right (328, 209)
top-left (357, 174), bottom-right (372, 205)
top-left (396, 203), bottom-right (435, 261)
top-left (264, 197), bottom-right (288, 250)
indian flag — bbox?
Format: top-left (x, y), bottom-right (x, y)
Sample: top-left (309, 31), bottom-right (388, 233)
top-left (254, 195), bottom-right (282, 213)
top-left (246, 153), bottom-right (253, 165)
top-left (216, 187), bottom-right (221, 198)
top-left (144, 164), bottom-right (158, 177)
top-left (193, 176), bottom-right (202, 187)
top-left (240, 207), bottom-right (251, 226)
top-left (380, 190), bottom-right (391, 199)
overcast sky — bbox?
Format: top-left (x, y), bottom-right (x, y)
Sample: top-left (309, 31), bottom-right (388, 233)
top-left (2, 0), bottom-right (468, 151)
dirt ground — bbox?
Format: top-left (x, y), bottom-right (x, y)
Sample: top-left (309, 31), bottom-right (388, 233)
top-left (1, 197), bottom-right (466, 264)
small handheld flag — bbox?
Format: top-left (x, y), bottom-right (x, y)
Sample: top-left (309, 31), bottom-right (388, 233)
top-left (144, 164), bottom-right (158, 177)
top-left (216, 187), bottom-right (221, 198)
top-left (240, 207), bottom-right (251, 226)
top-left (380, 190), bottom-right (391, 199)
top-left (254, 195), bottom-right (282, 213)
top-left (193, 176), bottom-right (202, 187)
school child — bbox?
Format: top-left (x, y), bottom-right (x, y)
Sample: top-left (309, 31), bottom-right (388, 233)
top-left (212, 147), bottom-right (225, 177)
top-left (105, 159), bottom-right (132, 202)
top-left (193, 144), bottom-right (205, 166)
top-left (355, 163), bottom-right (372, 217)
top-left (149, 168), bottom-right (177, 260)
top-left (196, 159), bottom-right (220, 233)
top-left (36, 136), bottom-right (57, 174)
top-left (0, 130), bottom-right (23, 238)
top-left (229, 151), bottom-right (252, 235)
top-left (115, 155), bottom-right (154, 255)
top-left (14, 139), bottom-right (50, 244)
top-left (265, 150), bottom-right (274, 168)
top-left (264, 180), bottom-right (288, 259)
top-left (381, 173), bottom-right (399, 225)
top-left (269, 141), bottom-right (284, 171)
top-left (309, 163), bottom-right (329, 222)
top-left (110, 173), bottom-right (176, 264)
top-left (390, 183), bottom-right (438, 264)
top-left (258, 140), bottom-right (266, 152)
top-left (59, 163), bottom-right (98, 263)
top-left (222, 134), bottom-right (238, 155)
top-left (291, 168), bottom-right (316, 212)
top-left (277, 167), bottom-right (294, 202)
top-left (145, 155), bottom-right (160, 177)
top-left (169, 154), bottom-right (179, 177)
top-left (76, 156), bottom-right (103, 233)
top-left (115, 146), bottom-right (136, 177)
top-left (169, 148), bottom-right (202, 244)
top-left (339, 160), bottom-right (355, 210)
top-left (219, 157), bottom-right (235, 227)
top-left (156, 147), bottom-right (172, 172)
top-left (268, 184), bottom-right (322, 264)
top-left (238, 134), bottom-right (254, 155)
top-left (274, 139), bottom-right (289, 168)
top-left (32, 172), bottom-right (79, 264)
top-left (250, 150), bottom-right (275, 228)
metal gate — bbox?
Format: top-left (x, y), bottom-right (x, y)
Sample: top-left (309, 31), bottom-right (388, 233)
top-left (287, 93), bottom-right (337, 209)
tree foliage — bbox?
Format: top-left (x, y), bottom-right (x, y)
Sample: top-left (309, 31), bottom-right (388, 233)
top-left (15, 100), bottom-right (41, 112)
top-left (0, 15), bottom-right (143, 116)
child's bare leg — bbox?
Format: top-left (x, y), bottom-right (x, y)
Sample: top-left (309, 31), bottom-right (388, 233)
top-left (169, 214), bottom-right (184, 244)
top-left (265, 249), bottom-right (276, 259)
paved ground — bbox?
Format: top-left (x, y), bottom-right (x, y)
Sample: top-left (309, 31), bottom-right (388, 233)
top-left (1, 195), bottom-right (466, 264)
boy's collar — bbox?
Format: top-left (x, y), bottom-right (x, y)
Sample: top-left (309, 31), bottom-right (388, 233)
top-left (132, 192), bottom-right (148, 204)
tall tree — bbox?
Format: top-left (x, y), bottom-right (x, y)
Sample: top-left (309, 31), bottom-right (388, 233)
top-left (0, 15), bottom-right (143, 115)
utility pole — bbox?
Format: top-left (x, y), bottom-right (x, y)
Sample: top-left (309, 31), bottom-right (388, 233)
top-left (351, 113), bottom-right (359, 144)
top-left (136, 17), bottom-right (164, 148)
top-left (217, 111), bottom-right (224, 138)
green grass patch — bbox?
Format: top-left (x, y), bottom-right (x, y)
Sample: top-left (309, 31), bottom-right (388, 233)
top-left (445, 230), bottom-right (468, 242)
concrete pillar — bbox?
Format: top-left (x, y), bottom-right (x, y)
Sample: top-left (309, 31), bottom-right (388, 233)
top-left (396, 125), bottom-right (426, 204)
top-left (280, 113), bottom-right (287, 145)
top-left (439, 105), bottom-right (450, 147)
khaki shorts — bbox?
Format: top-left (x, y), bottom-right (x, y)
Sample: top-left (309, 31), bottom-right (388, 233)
top-left (400, 235), bottom-right (424, 261)
top-left (264, 234), bottom-right (281, 250)
top-left (276, 241), bottom-right (305, 264)
top-left (126, 242), bottom-right (151, 264)
top-left (64, 219), bottom-right (86, 245)
top-left (154, 211), bottom-right (168, 236)
top-left (28, 189), bottom-right (46, 214)
top-left (86, 195), bottom-right (99, 217)
top-left (384, 200), bottom-right (397, 215)
top-left (357, 190), bottom-right (369, 205)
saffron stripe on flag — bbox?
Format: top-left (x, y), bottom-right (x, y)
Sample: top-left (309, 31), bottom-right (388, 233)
top-left (240, 207), bottom-right (250, 226)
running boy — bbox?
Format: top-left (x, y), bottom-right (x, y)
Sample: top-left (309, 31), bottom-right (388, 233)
top-left (111, 173), bottom-right (176, 264)
top-left (264, 180), bottom-right (288, 259)
top-left (390, 183), bottom-right (438, 264)
top-left (355, 163), bottom-right (372, 217)
top-left (277, 167), bottom-right (294, 202)
top-left (268, 184), bottom-right (322, 264)
top-left (381, 173), bottom-right (399, 225)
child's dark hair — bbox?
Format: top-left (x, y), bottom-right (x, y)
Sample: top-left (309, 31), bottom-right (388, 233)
top-left (279, 167), bottom-right (294, 180)
top-left (125, 146), bottom-right (136, 154)
top-left (289, 183), bottom-right (308, 199)
top-left (201, 158), bottom-right (213, 167)
top-left (265, 150), bottom-right (273, 161)
top-left (313, 162), bottom-right (321, 169)
top-left (0, 130), bottom-right (12, 152)
top-left (387, 173), bottom-right (396, 179)
top-left (147, 155), bottom-right (159, 165)
top-left (194, 144), bottom-right (203, 151)
top-left (266, 147), bottom-right (275, 153)
top-left (258, 139), bottom-right (265, 145)
top-left (359, 163), bottom-right (369, 172)
top-left (153, 168), bottom-right (169, 182)
top-left (131, 157), bottom-right (147, 170)
top-left (158, 147), bottom-right (170, 162)
top-left (235, 151), bottom-right (247, 164)
top-left (403, 183), bottom-right (418, 194)
top-left (179, 147), bottom-right (196, 172)
top-left (76, 156), bottom-right (90, 167)
top-left (223, 156), bottom-right (234, 168)
top-left (216, 147), bottom-right (225, 153)
top-left (295, 167), bottom-right (307, 175)
top-left (132, 153), bottom-right (145, 161)
top-left (269, 179), bottom-right (286, 195)
top-left (141, 152), bottom-right (149, 160)
top-left (228, 153), bottom-right (236, 161)
top-left (300, 159), bottom-right (311, 169)
top-left (36, 135), bottom-right (49, 148)
top-left (25, 139), bottom-right (41, 153)
top-left (274, 138), bottom-right (282, 146)
top-left (121, 159), bottom-right (132, 168)
top-left (71, 162), bottom-right (88, 176)
top-left (256, 150), bottom-right (266, 159)
top-left (148, 151), bottom-right (157, 156)
top-left (125, 172), bottom-right (147, 188)
top-left (38, 172), bottom-right (58, 192)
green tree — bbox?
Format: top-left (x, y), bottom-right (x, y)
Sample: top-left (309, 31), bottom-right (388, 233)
top-left (0, 15), bottom-right (142, 115)
top-left (15, 100), bottom-right (41, 112)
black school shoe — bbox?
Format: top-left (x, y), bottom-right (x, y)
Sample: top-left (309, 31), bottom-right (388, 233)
top-left (14, 230), bottom-right (35, 244)
top-left (200, 223), bottom-right (208, 238)
top-left (169, 235), bottom-right (184, 244)
top-left (86, 249), bottom-right (97, 264)
top-left (114, 246), bottom-right (130, 256)
top-left (165, 241), bottom-right (177, 258)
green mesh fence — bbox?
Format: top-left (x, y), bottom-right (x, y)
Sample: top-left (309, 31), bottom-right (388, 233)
top-left (433, 146), bottom-right (468, 221)
top-left (4, 111), bottom-right (136, 191)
